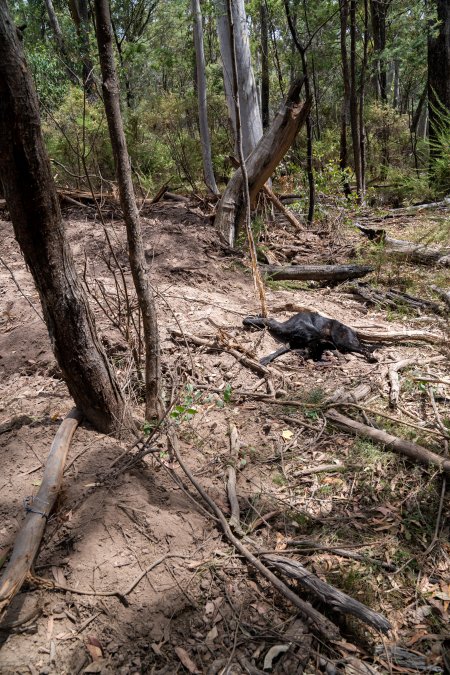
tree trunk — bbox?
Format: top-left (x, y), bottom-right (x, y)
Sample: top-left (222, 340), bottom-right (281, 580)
top-left (350, 0), bottom-right (363, 197)
top-left (94, 0), bottom-right (162, 420)
top-left (370, 0), bottom-right (387, 101)
top-left (0, 2), bottom-right (131, 435)
top-left (192, 0), bottom-right (219, 195)
top-left (68, 0), bottom-right (95, 94)
top-left (215, 77), bottom-right (311, 245)
top-left (284, 0), bottom-right (315, 225)
top-left (260, 1), bottom-right (270, 130)
top-left (215, 0), bottom-right (263, 158)
top-left (339, 0), bottom-right (351, 196)
top-left (428, 0), bottom-right (450, 148)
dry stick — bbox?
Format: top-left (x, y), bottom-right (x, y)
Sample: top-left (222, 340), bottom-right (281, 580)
top-left (0, 409), bottom-right (82, 616)
top-left (261, 555), bottom-right (391, 633)
top-left (285, 540), bottom-right (397, 572)
top-left (339, 402), bottom-right (447, 438)
top-left (325, 409), bottom-right (450, 474)
top-left (412, 375), bottom-right (450, 386)
top-left (428, 387), bottom-right (450, 438)
top-left (170, 329), bottom-right (269, 377)
top-left (262, 184), bottom-right (303, 231)
top-left (225, 0), bottom-right (267, 318)
top-left (388, 358), bottom-right (415, 408)
top-left (227, 424), bottom-right (244, 535)
top-left (169, 432), bottom-right (339, 640)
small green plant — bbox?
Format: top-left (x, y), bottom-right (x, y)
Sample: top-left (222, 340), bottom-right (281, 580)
top-left (170, 384), bottom-right (201, 422)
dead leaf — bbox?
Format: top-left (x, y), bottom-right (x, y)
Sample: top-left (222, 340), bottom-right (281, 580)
top-left (86, 636), bottom-right (103, 661)
top-left (51, 566), bottom-right (66, 586)
top-left (205, 625), bottom-right (218, 644)
top-left (174, 646), bottom-right (199, 674)
top-left (263, 644), bottom-right (290, 670)
top-left (281, 429), bottom-right (293, 440)
top-left (344, 656), bottom-right (380, 674)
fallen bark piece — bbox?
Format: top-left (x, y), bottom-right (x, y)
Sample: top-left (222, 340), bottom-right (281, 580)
top-left (262, 554), bottom-right (391, 633)
top-left (326, 408), bottom-right (450, 473)
top-left (260, 264), bottom-right (373, 282)
top-left (0, 409), bottom-right (82, 616)
top-left (356, 223), bottom-right (450, 266)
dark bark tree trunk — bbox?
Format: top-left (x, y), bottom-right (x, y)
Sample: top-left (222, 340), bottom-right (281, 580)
top-left (192, 0), bottom-right (219, 195)
top-left (428, 0), bottom-right (450, 147)
top-left (260, 1), bottom-right (270, 129)
top-left (0, 1), bottom-right (131, 435)
top-left (339, 0), bottom-right (351, 196)
top-left (350, 0), bottom-right (363, 197)
top-left (370, 0), bottom-right (388, 101)
top-left (359, 0), bottom-right (369, 191)
top-left (68, 0), bottom-right (95, 94)
top-left (284, 0), bottom-right (315, 225)
top-left (44, 0), bottom-right (79, 85)
top-left (94, 0), bottom-right (162, 421)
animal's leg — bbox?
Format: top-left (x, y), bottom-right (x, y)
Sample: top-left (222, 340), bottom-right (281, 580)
top-left (260, 346), bottom-right (291, 366)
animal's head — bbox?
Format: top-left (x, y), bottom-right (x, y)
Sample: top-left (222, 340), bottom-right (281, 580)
top-left (243, 316), bottom-right (269, 330)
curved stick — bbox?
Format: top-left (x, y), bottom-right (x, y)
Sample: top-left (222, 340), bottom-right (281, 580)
top-left (0, 408), bottom-right (82, 617)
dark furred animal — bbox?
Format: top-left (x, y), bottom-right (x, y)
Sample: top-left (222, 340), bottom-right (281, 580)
top-left (243, 312), bottom-right (377, 365)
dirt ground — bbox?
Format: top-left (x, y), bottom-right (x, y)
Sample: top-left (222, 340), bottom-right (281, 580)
top-left (0, 198), bottom-right (449, 674)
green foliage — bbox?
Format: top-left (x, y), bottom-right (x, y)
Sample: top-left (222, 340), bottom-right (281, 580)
top-left (429, 101), bottom-right (450, 195)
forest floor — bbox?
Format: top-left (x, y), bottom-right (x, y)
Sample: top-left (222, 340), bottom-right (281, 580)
top-left (0, 194), bottom-right (449, 674)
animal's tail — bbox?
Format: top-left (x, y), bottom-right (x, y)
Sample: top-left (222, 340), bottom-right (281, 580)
top-left (243, 316), bottom-right (269, 330)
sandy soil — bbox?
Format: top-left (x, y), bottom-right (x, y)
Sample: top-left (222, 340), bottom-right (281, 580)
top-left (0, 200), bottom-right (449, 674)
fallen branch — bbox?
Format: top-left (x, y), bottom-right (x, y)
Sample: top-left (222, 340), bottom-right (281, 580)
top-left (169, 432), bottom-right (339, 640)
top-left (262, 184), bottom-right (303, 231)
top-left (325, 409), bottom-right (450, 474)
top-left (0, 409), bottom-right (82, 617)
top-left (170, 329), bottom-right (269, 377)
top-left (260, 263), bottom-right (373, 282)
top-left (349, 282), bottom-right (445, 315)
top-left (356, 224), bottom-right (450, 267)
top-left (286, 540), bottom-right (397, 572)
top-left (261, 555), bottom-right (391, 633)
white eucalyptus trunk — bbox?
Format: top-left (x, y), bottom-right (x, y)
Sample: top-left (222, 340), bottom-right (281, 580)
top-left (215, 0), bottom-right (263, 158)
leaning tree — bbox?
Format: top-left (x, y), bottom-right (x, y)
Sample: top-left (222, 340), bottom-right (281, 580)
top-left (0, 0), bottom-right (133, 435)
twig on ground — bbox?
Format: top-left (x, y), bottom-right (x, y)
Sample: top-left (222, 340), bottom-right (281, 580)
top-left (168, 428), bottom-right (340, 639)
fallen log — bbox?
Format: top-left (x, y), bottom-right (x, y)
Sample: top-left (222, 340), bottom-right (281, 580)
top-left (215, 77), bottom-right (311, 246)
top-left (356, 223), bottom-right (450, 266)
top-left (349, 282), bottom-right (445, 315)
top-left (262, 554), bottom-right (391, 633)
top-left (325, 408), bottom-right (450, 474)
top-left (259, 263), bottom-right (373, 282)
top-left (0, 409), bottom-right (82, 617)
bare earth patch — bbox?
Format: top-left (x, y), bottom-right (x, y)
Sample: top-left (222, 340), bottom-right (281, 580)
top-left (0, 201), bottom-right (449, 674)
